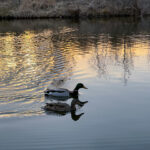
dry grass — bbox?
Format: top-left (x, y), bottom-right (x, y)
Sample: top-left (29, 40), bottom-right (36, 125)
top-left (0, 0), bottom-right (150, 18)
top-left (0, 0), bottom-right (12, 17)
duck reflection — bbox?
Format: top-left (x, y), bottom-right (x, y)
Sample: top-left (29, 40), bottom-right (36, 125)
top-left (45, 94), bottom-right (70, 101)
top-left (43, 97), bottom-right (88, 121)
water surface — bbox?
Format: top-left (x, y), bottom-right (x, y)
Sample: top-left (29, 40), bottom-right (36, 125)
top-left (0, 18), bottom-right (150, 149)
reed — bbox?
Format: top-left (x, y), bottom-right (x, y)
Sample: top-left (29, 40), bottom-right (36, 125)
top-left (0, 0), bottom-right (150, 18)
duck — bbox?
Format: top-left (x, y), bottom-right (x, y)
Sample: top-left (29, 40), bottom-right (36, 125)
top-left (44, 83), bottom-right (87, 98)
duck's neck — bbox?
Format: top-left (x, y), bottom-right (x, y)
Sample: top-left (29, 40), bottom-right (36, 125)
top-left (70, 86), bottom-right (79, 97)
top-left (69, 90), bottom-right (78, 98)
top-left (69, 86), bottom-right (80, 98)
top-left (72, 86), bottom-right (80, 95)
top-left (74, 85), bottom-right (80, 91)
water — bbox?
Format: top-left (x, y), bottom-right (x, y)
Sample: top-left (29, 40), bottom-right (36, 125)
top-left (0, 18), bottom-right (150, 149)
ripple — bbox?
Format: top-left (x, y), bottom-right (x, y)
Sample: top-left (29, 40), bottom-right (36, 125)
top-left (1, 18), bottom-right (150, 120)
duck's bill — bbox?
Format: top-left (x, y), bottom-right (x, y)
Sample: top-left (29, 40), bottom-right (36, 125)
top-left (83, 86), bottom-right (88, 89)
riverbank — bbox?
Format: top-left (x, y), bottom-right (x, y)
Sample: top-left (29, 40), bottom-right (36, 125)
top-left (0, 0), bottom-right (150, 19)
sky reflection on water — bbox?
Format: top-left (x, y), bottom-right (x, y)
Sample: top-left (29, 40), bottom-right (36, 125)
top-left (0, 18), bottom-right (150, 150)
top-left (0, 18), bottom-right (150, 117)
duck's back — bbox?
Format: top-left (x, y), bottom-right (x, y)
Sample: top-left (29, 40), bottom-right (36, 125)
top-left (45, 88), bottom-right (70, 97)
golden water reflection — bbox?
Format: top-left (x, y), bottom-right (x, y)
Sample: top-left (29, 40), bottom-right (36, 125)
top-left (0, 18), bottom-right (150, 118)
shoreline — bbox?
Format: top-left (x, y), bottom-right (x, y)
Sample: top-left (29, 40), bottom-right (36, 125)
top-left (0, 14), bottom-right (147, 20)
top-left (0, 0), bottom-right (150, 19)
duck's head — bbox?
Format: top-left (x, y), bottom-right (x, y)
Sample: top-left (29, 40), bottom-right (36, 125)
top-left (74, 83), bottom-right (88, 91)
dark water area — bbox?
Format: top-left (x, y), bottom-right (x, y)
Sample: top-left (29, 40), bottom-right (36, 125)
top-left (0, 18), bottom-right (150, 149)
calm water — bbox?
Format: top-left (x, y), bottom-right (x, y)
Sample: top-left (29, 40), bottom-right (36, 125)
top-left (0, 18), bottom-right (150, 149)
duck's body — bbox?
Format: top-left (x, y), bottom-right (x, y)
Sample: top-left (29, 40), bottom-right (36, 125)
top-left (45, 88), bottom-right (70, 97)
top-left (44, 83), bottom-right (87, 98)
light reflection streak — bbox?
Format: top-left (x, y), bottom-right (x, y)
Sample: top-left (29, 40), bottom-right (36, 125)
top-left (0, 111), bottom-right (44, 118)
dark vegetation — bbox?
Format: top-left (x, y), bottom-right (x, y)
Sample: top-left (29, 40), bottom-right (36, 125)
top-left (0, 0), bottom-right (150, 19)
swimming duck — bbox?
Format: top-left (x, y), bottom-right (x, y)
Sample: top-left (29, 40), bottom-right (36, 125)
top-left (44, 83), bottom-right (87, 98)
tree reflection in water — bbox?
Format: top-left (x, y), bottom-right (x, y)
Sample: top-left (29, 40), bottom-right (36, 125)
top-left (0, 18), bottom-right (150, 118)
